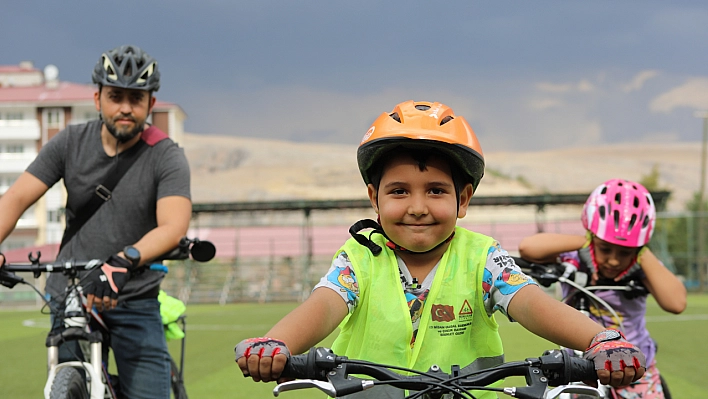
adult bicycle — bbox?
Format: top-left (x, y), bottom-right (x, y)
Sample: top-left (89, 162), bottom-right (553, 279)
top-left (511, 256), bottom-right (670, 399)
top-left (270, 346), bottom-right (602, 399)
top-left (0, 237), bottom-right (216, 399)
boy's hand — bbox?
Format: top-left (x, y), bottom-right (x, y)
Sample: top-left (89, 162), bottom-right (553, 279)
top-left (583, 329), bottom-right (646, 387)
top-left (235, 337), bottom-right (290, 383)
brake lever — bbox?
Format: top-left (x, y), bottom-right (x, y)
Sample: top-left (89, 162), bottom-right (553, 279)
top-left (545, 384), bottom-right (604, 398)
top-left (273, 379), bottom-right (337, 397)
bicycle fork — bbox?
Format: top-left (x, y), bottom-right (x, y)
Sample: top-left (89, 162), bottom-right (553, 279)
top-left (44, 328), bottom-right (107, 399)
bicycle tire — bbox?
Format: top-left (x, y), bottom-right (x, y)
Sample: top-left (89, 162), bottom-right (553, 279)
top-left (170, 356), bottom-right (188, 399)
top-left (660, 374), bottom-right (672, 399)
top-left (49, 367), bottom-right (89, 399)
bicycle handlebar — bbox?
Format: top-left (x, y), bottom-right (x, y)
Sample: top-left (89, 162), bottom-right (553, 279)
top-left (512, 256), bottom-right (648, 296)
top-left (0, 237), bottom-right (215, 287)
top-left (274, 347), bottom-right (600, 399)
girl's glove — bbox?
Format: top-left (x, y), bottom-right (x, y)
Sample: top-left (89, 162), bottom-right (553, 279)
top-left (583, 329), bottom-right (646, 373)
top-left (560, 261), bottom-right (578, 280)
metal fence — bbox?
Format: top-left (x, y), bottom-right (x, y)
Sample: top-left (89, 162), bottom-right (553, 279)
top-left (2, 207), bottom-right (705, 309)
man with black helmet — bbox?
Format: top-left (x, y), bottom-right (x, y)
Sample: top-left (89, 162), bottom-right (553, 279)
top-left (0, 45), bottom-right (191, 398)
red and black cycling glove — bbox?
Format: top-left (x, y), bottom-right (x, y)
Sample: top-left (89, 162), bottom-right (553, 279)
top-left (235, 337), bottom-right (291, 363)
top-left (583, 329), bottom-right (646, 373)
top-left (84, 255), bottom-right (133, 310)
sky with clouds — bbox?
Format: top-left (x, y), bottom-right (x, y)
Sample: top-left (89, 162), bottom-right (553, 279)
top-left (4, 1), bottom-right (708, 151)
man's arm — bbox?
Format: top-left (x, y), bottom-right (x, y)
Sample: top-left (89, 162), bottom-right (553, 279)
top-left (125, 195), bottom-right (192, 265)
top-left (0, 173), bottom-right (50, 260)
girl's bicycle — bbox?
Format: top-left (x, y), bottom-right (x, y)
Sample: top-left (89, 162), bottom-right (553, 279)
top-left (0, 237), bottom-right (216, 399)
top-left (270, 346), bottom-right (603, 399)
top-left (511, 256), bottom-right (671, 399)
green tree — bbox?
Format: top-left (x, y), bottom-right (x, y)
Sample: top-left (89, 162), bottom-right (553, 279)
top-left (653, 192), bottom-right (708, 285)
top-left (639, 164), bottom-right (662, 191)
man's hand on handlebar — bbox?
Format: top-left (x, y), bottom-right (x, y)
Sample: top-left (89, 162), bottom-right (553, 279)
top-left (235, 337), bottom-right (291, 383)
top-left (84, 254), bottom-right (133, 311)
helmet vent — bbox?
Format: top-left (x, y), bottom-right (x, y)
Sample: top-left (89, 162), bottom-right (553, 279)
top-left (614, 193), bottom-right (622, 204)
top-left (440, 115), bottom-right (454, 125)
top-left (633, 196), bottom-right (640, 208)
top-left (642, 215), bottom-right (650, 228)
top-left (613, 210), bottom-right (620, 230)
top-left (628, 214), bottom-right (637, 232)
top-left (415, 104), bottom-right (431, 111)
top-left (600, 186), bottom-right (607, 195)
top-left (389, 112), bottom-right (402, 123)
top-left (598, 205), bottom-right (606, 220)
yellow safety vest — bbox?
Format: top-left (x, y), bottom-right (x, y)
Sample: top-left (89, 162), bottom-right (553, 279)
top-left (331, 226), bottom-right (504, 398)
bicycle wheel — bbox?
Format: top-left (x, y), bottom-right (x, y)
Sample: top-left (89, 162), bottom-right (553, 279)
top-left (170, 356), bottom-right (188, 399)
top-left (49, 367), bottom-right (89, 399)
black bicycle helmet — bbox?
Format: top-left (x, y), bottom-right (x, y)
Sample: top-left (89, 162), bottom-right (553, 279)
top-left (92, 45), bottom-right (160, 92)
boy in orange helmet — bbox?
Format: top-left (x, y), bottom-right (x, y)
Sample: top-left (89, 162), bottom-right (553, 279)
top-left (235, 101), bottom-right (646, 398)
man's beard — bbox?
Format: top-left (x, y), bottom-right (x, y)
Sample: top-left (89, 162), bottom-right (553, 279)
top-left (103, 114), bottom-right (145, 142)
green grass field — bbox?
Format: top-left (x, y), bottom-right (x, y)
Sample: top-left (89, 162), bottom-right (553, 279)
top-left (1, 294), bottom-right (706, 398)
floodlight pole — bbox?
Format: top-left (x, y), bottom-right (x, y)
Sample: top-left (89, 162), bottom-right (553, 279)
top-left (694, 111), bottom-right (708, 292)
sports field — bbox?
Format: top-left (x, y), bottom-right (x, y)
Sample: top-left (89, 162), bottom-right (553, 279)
top-left (1, 294), bottom-right (706, 398)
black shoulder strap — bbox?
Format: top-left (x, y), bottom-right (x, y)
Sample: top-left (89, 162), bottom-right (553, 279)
top-left (59, 140), bottom-right (149, 251)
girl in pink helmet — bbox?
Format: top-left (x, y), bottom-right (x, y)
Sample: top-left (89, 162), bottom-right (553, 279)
top-left (519, 178), bottom-right (686, 399)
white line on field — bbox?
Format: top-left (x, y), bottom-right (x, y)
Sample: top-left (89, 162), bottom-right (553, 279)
top-left (645, 314), bottom-right (708, 322)
top-left (20, 314), bottom-right (708, 330)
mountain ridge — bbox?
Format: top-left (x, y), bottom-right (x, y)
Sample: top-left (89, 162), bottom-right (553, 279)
top-left (183, 133), bottom-right (702, 212)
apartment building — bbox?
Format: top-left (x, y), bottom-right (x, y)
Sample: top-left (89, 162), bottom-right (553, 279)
top-left (0, 61), bottom-right (186, 252)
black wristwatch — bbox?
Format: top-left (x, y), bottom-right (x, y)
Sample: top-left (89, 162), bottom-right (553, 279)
top-left (123, 246), bottom-right (141, 269)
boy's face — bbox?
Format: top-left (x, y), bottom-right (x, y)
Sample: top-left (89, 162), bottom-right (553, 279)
top-left (367, 153), bottom-right (472, 253)
top-left (592, 236), bottom-right (640, 279)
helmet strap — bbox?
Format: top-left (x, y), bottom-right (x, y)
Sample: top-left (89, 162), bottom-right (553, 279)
top-left (348, 217), bottom-right (455, 256)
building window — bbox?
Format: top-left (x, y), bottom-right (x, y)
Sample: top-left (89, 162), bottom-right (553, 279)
top-left (0, 112), bottom-right (24, 120)
top-left (45, 109), bottom-right (63, 128)
top-left (5, 144), bottom-right (23, 153)
top-left (47, 209), bottom-right (64, 223)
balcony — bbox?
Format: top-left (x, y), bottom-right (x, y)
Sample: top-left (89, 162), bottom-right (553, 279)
top-left (0, 119), bottom-right (40, 140)
top-left (0, 153), bottom-right (37, 173)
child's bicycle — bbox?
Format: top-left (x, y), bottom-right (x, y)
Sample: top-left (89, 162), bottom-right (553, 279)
top-left (511, 256), bottom-right (671, 399)
top-left (0, 237), bottom-right (216, 399)
top-left (270, 346), bottom-right (603, 399)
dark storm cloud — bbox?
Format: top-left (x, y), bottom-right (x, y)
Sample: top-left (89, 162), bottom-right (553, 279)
top-left (3, 1), bottom-right (708, 149)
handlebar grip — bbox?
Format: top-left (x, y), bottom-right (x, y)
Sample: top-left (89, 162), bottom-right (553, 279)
top-left (280, 347), bottom-right (340, 381)
top-left (280, 354), bottom-right (315, 379)
top-left (568, 357), bottom-right (597, 383)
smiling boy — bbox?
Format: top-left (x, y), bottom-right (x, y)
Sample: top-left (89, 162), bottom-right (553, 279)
top-left (235, 101), bottom-right (646, 398)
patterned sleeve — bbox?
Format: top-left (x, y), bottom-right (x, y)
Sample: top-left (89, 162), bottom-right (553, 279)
top-left (482, 241), bottom-right (537, 320)
top-left (312, 251), bottom-right (360, 314)
top-left (558, 251), bottom-right (581, 269)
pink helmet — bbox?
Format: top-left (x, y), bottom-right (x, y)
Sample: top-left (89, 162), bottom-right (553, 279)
top-left (581, 179), bottom-right (656, 247)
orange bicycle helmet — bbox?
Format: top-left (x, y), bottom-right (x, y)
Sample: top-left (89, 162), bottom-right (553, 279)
top-left (358, 100), bottom-right (485, 191)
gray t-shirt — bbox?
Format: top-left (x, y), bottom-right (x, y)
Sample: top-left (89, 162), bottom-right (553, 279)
top-left (26, 120), bottom-right (191, 300)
